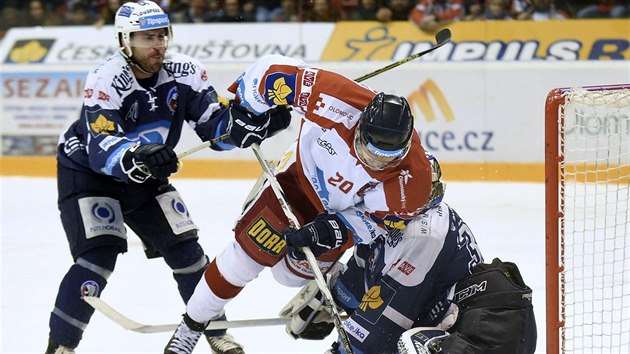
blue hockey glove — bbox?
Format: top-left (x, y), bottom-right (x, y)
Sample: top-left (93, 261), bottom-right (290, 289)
top-left (281, 213), bottom-right (348, 260)
top-left (226, 101), bottom-right (270, 148)
top-left (121, 143), bottom-right (178, 183)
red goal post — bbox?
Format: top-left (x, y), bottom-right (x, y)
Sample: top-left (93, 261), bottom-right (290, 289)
top-left (545, 84), bottom-right (630, 354)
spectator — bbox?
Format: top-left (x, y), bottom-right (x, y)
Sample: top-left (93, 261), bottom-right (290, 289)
top-left (308, 0), bottom-right (343, 21)
top-left (480, 0), bottom-right (513, 19)
top-left (348, 0), bottom-right (381, 20)
top-left (576, 0), bottom-right (627, 18)
top-left (0, 3), bottom-right (26, 38)
top-left (410, 0), bottom-right (465, 32)
top-left (253, 0), bottom-right (283, 21)
top-left (462, 0), bottom-right (483, 20)
top-left (215, 0), bottom-right (255, 22)
top-left (387, 0), bottom-right (416, 20)
top-left (171, 0), bottom-right (217, 23)
top-left (516, 0), bottom-right (569, 20)
top-left (94, 0), bottom-right (121, 27)
top-left (270, 0), bottom-right (307, 22)
top-left (65, 1), bottom-right (97, 25)
top-left (24, 0), bottom-right (61, 26)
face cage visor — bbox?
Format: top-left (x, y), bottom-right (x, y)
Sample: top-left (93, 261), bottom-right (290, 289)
top-left (128, 28), bottom-right (170, 49)
top-left (354, 126), bottom-right (411, 171)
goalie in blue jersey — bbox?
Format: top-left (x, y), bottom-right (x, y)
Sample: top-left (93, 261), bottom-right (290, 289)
top-left (280, 154), bottom-right (538, 354)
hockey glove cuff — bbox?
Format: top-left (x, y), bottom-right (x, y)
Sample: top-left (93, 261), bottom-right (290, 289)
top-left (121, 143), bottom-right (179, 183)
top-left (281, 213), bottom-right (348, 260)
top-left (266, 105), bottom-right (292, 137)
top-left (226, 101), bottom-right (270, 148)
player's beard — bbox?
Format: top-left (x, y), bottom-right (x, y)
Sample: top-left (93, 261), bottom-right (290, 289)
top-left (134, 48), bottom-right (165, 74)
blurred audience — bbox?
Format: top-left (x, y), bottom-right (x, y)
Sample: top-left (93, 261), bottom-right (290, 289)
top-left (0, 0), bottom-right (626, 40)
top-left (410, 0), bottom-right (465, 32)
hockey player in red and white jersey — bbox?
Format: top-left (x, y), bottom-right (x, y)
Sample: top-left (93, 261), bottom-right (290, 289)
top-left (164, 54), bottom-right (434, 353)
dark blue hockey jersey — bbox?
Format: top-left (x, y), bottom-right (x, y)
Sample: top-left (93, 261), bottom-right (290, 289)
top-left (58, 51), bottom-right (229, 182)
top-left (332, 202), bottom-right (484, 354)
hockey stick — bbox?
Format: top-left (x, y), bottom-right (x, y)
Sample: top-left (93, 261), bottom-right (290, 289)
top-left (174, 28), bottom-right (451, 160)
top-left (176, 132), bottom-right (230, 159)
top-left (353, 28), bottom-right (451, 83)
top-left (83, 296), bottom-right (292, 333)
top-left (250, 143), bottom-right (355, 354)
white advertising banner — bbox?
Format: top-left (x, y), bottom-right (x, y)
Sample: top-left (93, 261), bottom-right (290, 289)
top-left (0, 23), bottom-right (335, 65)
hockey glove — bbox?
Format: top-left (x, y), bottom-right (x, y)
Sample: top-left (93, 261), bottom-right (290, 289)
top-left (278, 264), bottom-right (342, 340)
top-left (121, 143), bottom-right (178, 183)
top-left (397, 327), bottom-right (450, 354)
top-left (266, 105), bottom-right (292, 137)
top-left (281, 213), bottom-right (348, 260)
top-left (226, 101), bottom-right (270, 148)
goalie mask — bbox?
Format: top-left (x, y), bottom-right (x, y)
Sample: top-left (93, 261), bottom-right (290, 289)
top-left (354, 93), bottom-right (414, 171)
top-left (115, 1), bottom-right (172, 58)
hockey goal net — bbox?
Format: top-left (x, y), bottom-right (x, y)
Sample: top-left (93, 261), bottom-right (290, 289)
top-left (545, 84), bottom-right (630, 354)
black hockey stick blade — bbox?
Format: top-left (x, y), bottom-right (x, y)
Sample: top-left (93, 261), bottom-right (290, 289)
top-left (354, 28), bottom-right (452, 83)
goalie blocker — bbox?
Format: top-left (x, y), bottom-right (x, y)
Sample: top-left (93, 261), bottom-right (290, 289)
top-left (398, 258), bottom-right (537, 354)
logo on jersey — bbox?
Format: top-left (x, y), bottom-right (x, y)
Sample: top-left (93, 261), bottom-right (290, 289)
top-left (111, 65), bottom-right (134, 96)
top-left (317, 138), bottom-right (337, 155)
top-left (360, 286), bottom-right (384, 311)
top-left (397, 261), bottom-right (416, 275)
top-left (312, 93), bottom-right (361, 125)
top-left (89, 114), bottom-right (116, 135)
top-left (81, 280), bottom-right (100, 297)
top-left (146, 89), bottom-right (158, 111)
top-left (372, 214), bottom-right (408, 231)
top-left (264, 73), bottom-right (295, 106)
top-left (167, 87), bottom-right (178, 113)
top-left (125, 101), bottom-right (139, 122)
top-left (246, 217), bottom-right (286, 256)
top-left (4, 39), bottom-right (54, 64)
top-left (164, 61), bottom-right (196, 78)
top-left (343, 318), bottom-right (370, 343)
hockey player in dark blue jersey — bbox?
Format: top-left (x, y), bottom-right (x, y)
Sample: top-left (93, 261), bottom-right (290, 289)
top-left (45, 1), bottom-right (291, 353)
top-left (280, 154), bottom-right (537, 354)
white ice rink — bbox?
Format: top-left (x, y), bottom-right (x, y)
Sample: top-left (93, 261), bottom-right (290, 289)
top-left (1, 177), bottom-right (546, 353)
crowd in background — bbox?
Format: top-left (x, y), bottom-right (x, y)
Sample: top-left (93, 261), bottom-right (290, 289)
top-left (0, 0), bottom-right (628, 39)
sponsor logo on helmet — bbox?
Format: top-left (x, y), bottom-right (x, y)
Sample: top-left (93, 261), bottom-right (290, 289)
top-left (139, 14), bottom-right (169, 29)
top-left (366, 143), bottom-right (405, 158)
top-left (246, 217), bottom-right (286, 256)
top-left (118, 5), bottom-right (133, 17)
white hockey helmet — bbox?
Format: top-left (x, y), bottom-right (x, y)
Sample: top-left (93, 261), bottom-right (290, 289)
top-left (114, 1), bottom-right (172, 58)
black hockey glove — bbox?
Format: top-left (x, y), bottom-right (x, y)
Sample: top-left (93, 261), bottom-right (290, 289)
top-left (226, 101), bottom-right (270, 148)
top-left (121, 143), bottom-right (178, 183)
top-left (281, 213), bottom-right (348, 260)
top-left (266, 105), bottom-right (292, 137)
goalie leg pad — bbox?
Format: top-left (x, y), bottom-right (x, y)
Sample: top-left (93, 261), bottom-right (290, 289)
top-left (449, 258), bottom-right (537, 354)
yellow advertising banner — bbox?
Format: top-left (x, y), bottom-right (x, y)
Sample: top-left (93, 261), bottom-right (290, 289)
top-left (321, 19), bottom-right (630, 61)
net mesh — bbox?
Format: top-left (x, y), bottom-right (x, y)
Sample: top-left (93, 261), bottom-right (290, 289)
top-left (559, 88), bottom-right (630, 354)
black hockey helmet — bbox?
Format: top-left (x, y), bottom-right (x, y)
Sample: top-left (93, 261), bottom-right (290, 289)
top-left (354, 93), bottom-right (414, 170)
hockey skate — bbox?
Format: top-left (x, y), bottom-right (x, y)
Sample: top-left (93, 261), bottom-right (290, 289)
top-left (45, 339), bottom-right (76, 354)
top-left (164, 313), bottom-right (206, 354)
top-left (206, 332), bottom-right (245, 354)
